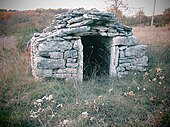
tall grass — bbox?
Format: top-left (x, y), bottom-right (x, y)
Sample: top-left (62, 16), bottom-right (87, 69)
top-left (16, 27), bottom-right (40, 52)
top-left (0, 27), bottom-right (169, 127)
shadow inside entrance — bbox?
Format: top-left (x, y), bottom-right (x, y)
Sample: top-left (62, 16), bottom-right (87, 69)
top-left (81, 35), bottom-right (111, 80)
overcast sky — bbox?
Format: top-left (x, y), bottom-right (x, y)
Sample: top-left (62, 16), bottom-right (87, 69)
top-left (0, 0), bottom-right (170, 16)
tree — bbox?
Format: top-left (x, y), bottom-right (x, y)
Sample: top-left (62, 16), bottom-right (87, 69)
top-left (163, 8), bottom-right (170, 25)
top-left (105, 0), bottom-right (128, 21)
top-left (135, 10), bottom-right (146, 25)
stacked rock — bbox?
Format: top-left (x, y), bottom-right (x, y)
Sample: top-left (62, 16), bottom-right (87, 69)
top-left (43, 8), bottom-right (132, 37)
top-left (30, 8), bottom-right (148, 80)
top-left (112, 36), bottom-right (148, 77)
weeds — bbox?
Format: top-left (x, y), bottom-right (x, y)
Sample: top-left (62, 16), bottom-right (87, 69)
top-left (0, 27), bottom-right (170, 126)
top-left (16, 28), bottom-right (39, 52)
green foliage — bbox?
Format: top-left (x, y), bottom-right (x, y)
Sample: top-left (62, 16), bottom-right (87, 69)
top-left (0, 7), bottom-right (169, 126)
top-left (0, 29), bottom-right (169, 126)
top-left (163, 8), bottom-right (170, 25)
top-left (16, 28), bottom-right (37, 52)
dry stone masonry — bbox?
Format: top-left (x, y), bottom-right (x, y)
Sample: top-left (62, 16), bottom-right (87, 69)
top-left (30, 8), bottom-right (148, 81)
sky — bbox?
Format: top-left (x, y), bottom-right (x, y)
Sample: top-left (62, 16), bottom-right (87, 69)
top-left (0, 0), bottom-right (170, 16)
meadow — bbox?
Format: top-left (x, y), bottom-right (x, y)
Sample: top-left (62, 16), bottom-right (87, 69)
top-left (0, 26), bottom-right (169, 127)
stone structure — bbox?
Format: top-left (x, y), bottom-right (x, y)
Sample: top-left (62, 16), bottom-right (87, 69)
top-left (30, 8), bottom-right (148, 81)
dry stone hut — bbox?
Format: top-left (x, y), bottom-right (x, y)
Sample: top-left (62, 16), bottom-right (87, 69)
top-left (30, 8), bottom-right (148, 81)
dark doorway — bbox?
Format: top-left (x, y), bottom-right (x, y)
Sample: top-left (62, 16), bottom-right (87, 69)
top-left (81, 35), bottom-right (110, 80)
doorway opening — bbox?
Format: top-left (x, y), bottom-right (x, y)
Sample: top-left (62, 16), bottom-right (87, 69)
top-left (81, 35), bottom-right (111, 80)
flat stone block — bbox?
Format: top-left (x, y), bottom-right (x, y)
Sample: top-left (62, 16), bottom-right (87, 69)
top-left (53, 74), bottom-right (72, 79)
top-left (67, 58), bottom-right (77, 63)
top-left (57, 68), bottom-right (77, 74)
top-left (36, 69), bottom-right (53, 77)
top-left (64, 50), bottom-right (78, 59)
top-left (126, 66), bottom-right (146, 71)
top-left (39, 41), bottom-right (72, 52)
top-left (112, 36), bottom-right (138, 46)
top-left (37, 57), bottom-right (65, 69)
top-left (116, 66), bottom-right (125, 72)
top-left (66, 63), bottom-right (78, 68)
top-left (125, 45), bottom-right (147, 57)
top-left (49, 52), bottom-right (63, 59)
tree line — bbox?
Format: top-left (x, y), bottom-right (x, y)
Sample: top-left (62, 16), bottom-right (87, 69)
top-left (105, 0), bottom-right (170, 26)
top-left (0, 7), bottom-right (169, 35)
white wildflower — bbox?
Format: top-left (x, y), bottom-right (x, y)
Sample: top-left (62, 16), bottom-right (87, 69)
top-left (33, 115), bottom-right (38, 118)
top-left (159, 76), bottom-right (165, 80)
top-left (152, 78), bottom-right (157, 82)
top-left (90, 117), bottom-right (94, 121)
top-left (156, 67), bottom-right (162, 73)
top-left (30, 115), bottom-right (34, 118)
top-left (150, 97), bottom-right (154, 101)
top-left (37, 108), bottom-right (42, 113)
top-left (37, 103), bottom-right (42, 107)
top-left (84, 100), bottom-right (89, 105)
top-left (45, 95), bottom-right (53, 101)
top-left (36, 99), bottom-right (43, 103)
top-left (127, 91), bottom-right (135, 96)
top-left (93, 99), bottom-right (96, 104)
top-left (143, 72), bottom-right (149, 77)
top-left (63, 119), bottom-right (69, 125)
top-left (109, 88), bottom-right (113, 93)
top-left (30, 114), bottom-right (38, 118)
top-left (30, 110), bottom-right (34, 113)
top-left (51, 114), bottom-right (55, 118)
top-left (82, 112), bottom-right (88, 118)
top-left (98, 95), bottom-right (102, 100)
top-left (33, 101), bottom-right (37, 106)
top-left (42, 95), bottom-right (47, 100)
top-left (143, 88), bottom-right (146, 91)
top-left (57, 104), bottom-right (63, 108)
top-left (102, 103), bottom-right (105, 106)
top-left (137, 87), bottom-right (140, 90)
top-left (76, 100), bottom-right (79, 105)
top-left (48, 95), bottom-right (53, 101)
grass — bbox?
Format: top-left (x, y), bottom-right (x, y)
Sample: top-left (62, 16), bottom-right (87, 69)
top-left (133, 26), bottom-right (170, 47)
top-left (16, 27), bottom-right (40, 52)
top-left (0, 26), bottom-right (169, 127)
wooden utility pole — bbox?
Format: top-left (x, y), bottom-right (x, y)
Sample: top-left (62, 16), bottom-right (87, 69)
top-left (151, 0), bottom-right (156, 26)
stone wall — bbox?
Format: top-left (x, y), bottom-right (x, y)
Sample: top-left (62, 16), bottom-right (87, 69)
top-left (111, 36), bottom-right (148, 77)
top-left (31, 35), bottom-right (83, 80)
top-left (30, 8), bottom-right (148, 81)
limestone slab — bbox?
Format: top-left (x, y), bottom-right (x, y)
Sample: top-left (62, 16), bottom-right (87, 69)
top-left (125, 45), bottom-right (147, 57)
top-left (64, 50), bottom-right (78, 59)
top-left (37, 57), bottom-right (65, 69)
top-left (49, 52), bottom-right (63, 59)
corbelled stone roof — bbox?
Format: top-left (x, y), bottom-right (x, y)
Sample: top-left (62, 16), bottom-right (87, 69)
top-left (39, 8), bottom-right (132, 38)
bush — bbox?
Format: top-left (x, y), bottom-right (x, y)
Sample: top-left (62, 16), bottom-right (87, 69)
top-left (16, 28), bottom-right (40, 52)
